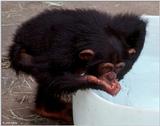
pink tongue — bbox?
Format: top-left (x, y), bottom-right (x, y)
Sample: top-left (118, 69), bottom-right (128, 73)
top-left (105, 72), bottom-right (117, 81)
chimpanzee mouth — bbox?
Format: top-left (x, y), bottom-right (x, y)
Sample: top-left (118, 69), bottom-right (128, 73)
top-left (78, 71), bottom-right (121, 96)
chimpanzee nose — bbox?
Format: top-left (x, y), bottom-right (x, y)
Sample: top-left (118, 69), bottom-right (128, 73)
top-left (105, 71), bottom-right (117, 81)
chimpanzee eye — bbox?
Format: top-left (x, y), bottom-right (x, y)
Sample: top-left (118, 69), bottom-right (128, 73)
top-left (98, 63), bottom-right (114, 74)
top-left (116, 62), bottom-right (126, 71)
top-left (102, 66), bottom-right (113, 72)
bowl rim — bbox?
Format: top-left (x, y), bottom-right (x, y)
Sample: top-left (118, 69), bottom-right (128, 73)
top-left (89, 89), bottom-right (158, 112)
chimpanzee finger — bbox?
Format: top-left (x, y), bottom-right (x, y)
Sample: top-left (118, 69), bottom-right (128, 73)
top-left (85, 75), bottom-right (99, 84)
top-left (113, 80), bottom-right (121, 90)
top-left (103, 82), bottom-right (121, 96)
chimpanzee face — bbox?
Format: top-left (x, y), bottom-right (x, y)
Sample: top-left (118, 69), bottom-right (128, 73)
top-left (85, 52), bottom-right (127, 78)
top-left (78, 35), bottom-right (136, 87)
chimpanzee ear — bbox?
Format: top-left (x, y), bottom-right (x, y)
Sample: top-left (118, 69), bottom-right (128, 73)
top-left (79, 49), bottom-right (95, 60)
top-left (128, 48), bottom-right (136, 56)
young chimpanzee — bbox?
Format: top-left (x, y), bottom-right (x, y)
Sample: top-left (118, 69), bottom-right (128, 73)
top-left (9, 9), bottom-right (147, 122)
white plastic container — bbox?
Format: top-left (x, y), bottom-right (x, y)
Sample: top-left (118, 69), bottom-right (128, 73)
top-left (73, 16), bottom-right (160, 126)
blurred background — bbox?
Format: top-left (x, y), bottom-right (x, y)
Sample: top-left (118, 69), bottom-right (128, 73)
top-left (1, 1), bottom-right (159, 125)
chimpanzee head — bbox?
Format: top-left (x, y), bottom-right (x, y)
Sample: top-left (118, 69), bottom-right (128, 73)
top-left (77, 16), bottom-right (146, 91)
top-left (78, 33), bottom-right (131, 86)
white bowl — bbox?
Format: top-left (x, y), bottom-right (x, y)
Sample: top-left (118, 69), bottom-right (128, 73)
top-left (73, 16), bottom-right (160, 126)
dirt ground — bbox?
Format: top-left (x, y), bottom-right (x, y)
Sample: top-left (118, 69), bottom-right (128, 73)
top-left (1, 1), bottom-right (159, 125)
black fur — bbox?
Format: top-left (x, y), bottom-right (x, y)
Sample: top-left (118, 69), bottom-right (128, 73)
top-left (9, 9), bottom-right (147, 114)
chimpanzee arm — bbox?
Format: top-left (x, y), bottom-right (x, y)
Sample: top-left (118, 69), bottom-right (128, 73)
top-left (45, 73), bottom-right (100, 94)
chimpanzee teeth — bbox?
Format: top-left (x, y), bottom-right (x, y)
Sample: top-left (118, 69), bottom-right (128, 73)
top-left (80, 72), bottom-right (86, 76)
